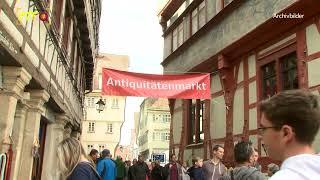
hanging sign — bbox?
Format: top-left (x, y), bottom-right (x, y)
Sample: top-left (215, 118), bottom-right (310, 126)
top-left (102, 68), bottom-right (211, 99)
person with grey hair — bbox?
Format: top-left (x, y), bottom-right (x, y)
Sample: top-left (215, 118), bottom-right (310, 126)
top-left (267, 163), bottom-right (279, 177)
top-left (57, 137), bottom-right (101, 180)
top-left (218, 141), bottom-right (266, 180)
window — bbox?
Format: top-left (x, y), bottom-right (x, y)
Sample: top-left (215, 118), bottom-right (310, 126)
top-left (260, 51), bottom-right (298, 99)
top-left (87, 145), bottom-right (93, 153)
top-left (191, 8), bottom-right (198, 35)
top-left (178, 23), bottom-right (184, 47)
top-left (87, 97), bottom-right (95, 107)
top-left (165, 132), bottom-right (170, 141)
top-left (191, 1), bottom-right (206, 35)
top-left (62, 1), bottom-right (71, 49)
top-left (69, 36), bottom-right (76, 64)
top-left (88, 122), bottom-right (95, 133)
top-left (152, 114), bottom-right (170, 123)
top-left (156, 114), bottom-right (161, 122)
top-left (161, 132), bottom-right (166, 141)
top-left (190, 103), bottom-right (196, 143)
top-left (53, 0), bottom-right (63, 30)
top-left (98, 74), bottom-right (102, 89)
top-left (107, 124), bottom-right (113, 133)
top-left (112, 98), bottom-right (119, 108)
top-left (153, 114), bottom-right (156, 122)
top-left (187, 100), bottom-right (205, 144)
top-left (198, 1), bottom-right (206, 28)
top-left (98, 145), bottom-right (105, 152)
top-left (87, 97), bottom-right (90, 107)
top-left (153, 132), bottom-right (161, 140)
top-left (281, 53), bottom-right (298, 90)
top-left (199, 101), bottom-right (204, 142)
top-left (163, 114), bottom-right (171, 123)
top-left (262, 62), bottom-right (277, 98)
top-left (172, 28), bottom-right (178, 51)
top-left (72, 45), bottom-right (79, 78)
top-left (32, 118), bottom-right (47, 179)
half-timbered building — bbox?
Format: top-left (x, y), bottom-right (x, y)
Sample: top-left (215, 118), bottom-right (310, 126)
top-left (158, 0), bottom-right (320, 168)
top-left (0, 0), bottom-right (101, 179)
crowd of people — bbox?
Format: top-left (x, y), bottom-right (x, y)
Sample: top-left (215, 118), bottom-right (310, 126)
top-left (56, 89), bottom-right (320, 180)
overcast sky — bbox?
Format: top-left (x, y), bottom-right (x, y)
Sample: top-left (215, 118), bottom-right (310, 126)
top-left (99, 0), bottom-right (164, 145)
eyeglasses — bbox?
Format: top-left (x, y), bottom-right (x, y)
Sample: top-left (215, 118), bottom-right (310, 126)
top-left (257, 126), bottom-right (280, 134)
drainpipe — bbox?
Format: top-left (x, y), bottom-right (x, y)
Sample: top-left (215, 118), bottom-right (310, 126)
top-left (115, 97), bottom-right (127, 158)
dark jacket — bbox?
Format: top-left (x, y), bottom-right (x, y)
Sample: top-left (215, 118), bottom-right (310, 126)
top-left (116, 158), bottom-right (126, 178)
top-left (128, 165), bottom-right (134, 180)
top-left (187, 166), bottom-right (205, 180)
top-left (131, 161), bottom-right (150, 180)
top-left (67, 161), bottom-right (101, 180)
top-left (151, 165), bottom-right (164, 180)
top-left (218, 166), bottom-right (266, 180)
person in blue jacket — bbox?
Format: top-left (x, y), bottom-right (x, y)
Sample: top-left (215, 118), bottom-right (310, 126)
top-left (97, 149), bottom-right (117, 180)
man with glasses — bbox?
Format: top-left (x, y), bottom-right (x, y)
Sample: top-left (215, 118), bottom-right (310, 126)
top-left (259, 89), bottom-right (320, 179)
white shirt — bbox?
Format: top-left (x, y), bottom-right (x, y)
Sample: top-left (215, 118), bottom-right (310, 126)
top-left (181, 166), bottom-right (190, 180)
top-left (270, 154), bottom-right (320, 180)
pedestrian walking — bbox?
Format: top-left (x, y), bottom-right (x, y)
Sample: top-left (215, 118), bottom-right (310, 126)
top-left (251, 149), bottom-right (261, 171)
top-left (96, 149), bottom-right (117, 180)
top-left (202, 145), bottom-right (226, 180)
top-left (163, 154), bottom-right (182, 180)
top-left (218, 141), bottom-right (266, 180)
top-left (89, 149), bottom-right (99, 165)
top-left (116, 156), bottom-right (126, 180)
top-left (57, 137), bottom-right (101, 180)
top-left (128, 159), bottom-right (137, 180)
top-left (187, 157), bottom-right (205, 180)
top-left (124, 160), bottom-right (131, 180)
top-left (181, 161), bottom-right (190, 180)
top-left (259, 90), bottom-right (320, 179)
top-left (131, 155), bottom-right (150, 180)
top-left (151, 161), bottom-right (164, 180)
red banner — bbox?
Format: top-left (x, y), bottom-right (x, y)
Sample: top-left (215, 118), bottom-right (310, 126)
top-left (102, 68), bottom-right (211, 99)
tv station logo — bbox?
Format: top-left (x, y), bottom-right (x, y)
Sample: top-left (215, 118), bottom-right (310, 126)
top-left (14, 0), bottom-right (50, 25)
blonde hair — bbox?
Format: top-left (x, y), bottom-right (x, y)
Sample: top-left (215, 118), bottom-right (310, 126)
top-left (57, 137), bottom-right (87, 177)
top-left (192, 157), bottom-right (203, 165)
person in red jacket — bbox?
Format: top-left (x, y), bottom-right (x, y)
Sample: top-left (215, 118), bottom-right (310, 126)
top-left (163, 154), bottom-right (182, 180)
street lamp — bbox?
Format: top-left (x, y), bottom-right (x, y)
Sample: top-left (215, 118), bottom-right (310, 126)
top-left (96, 98), bottom-right (105, 113)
